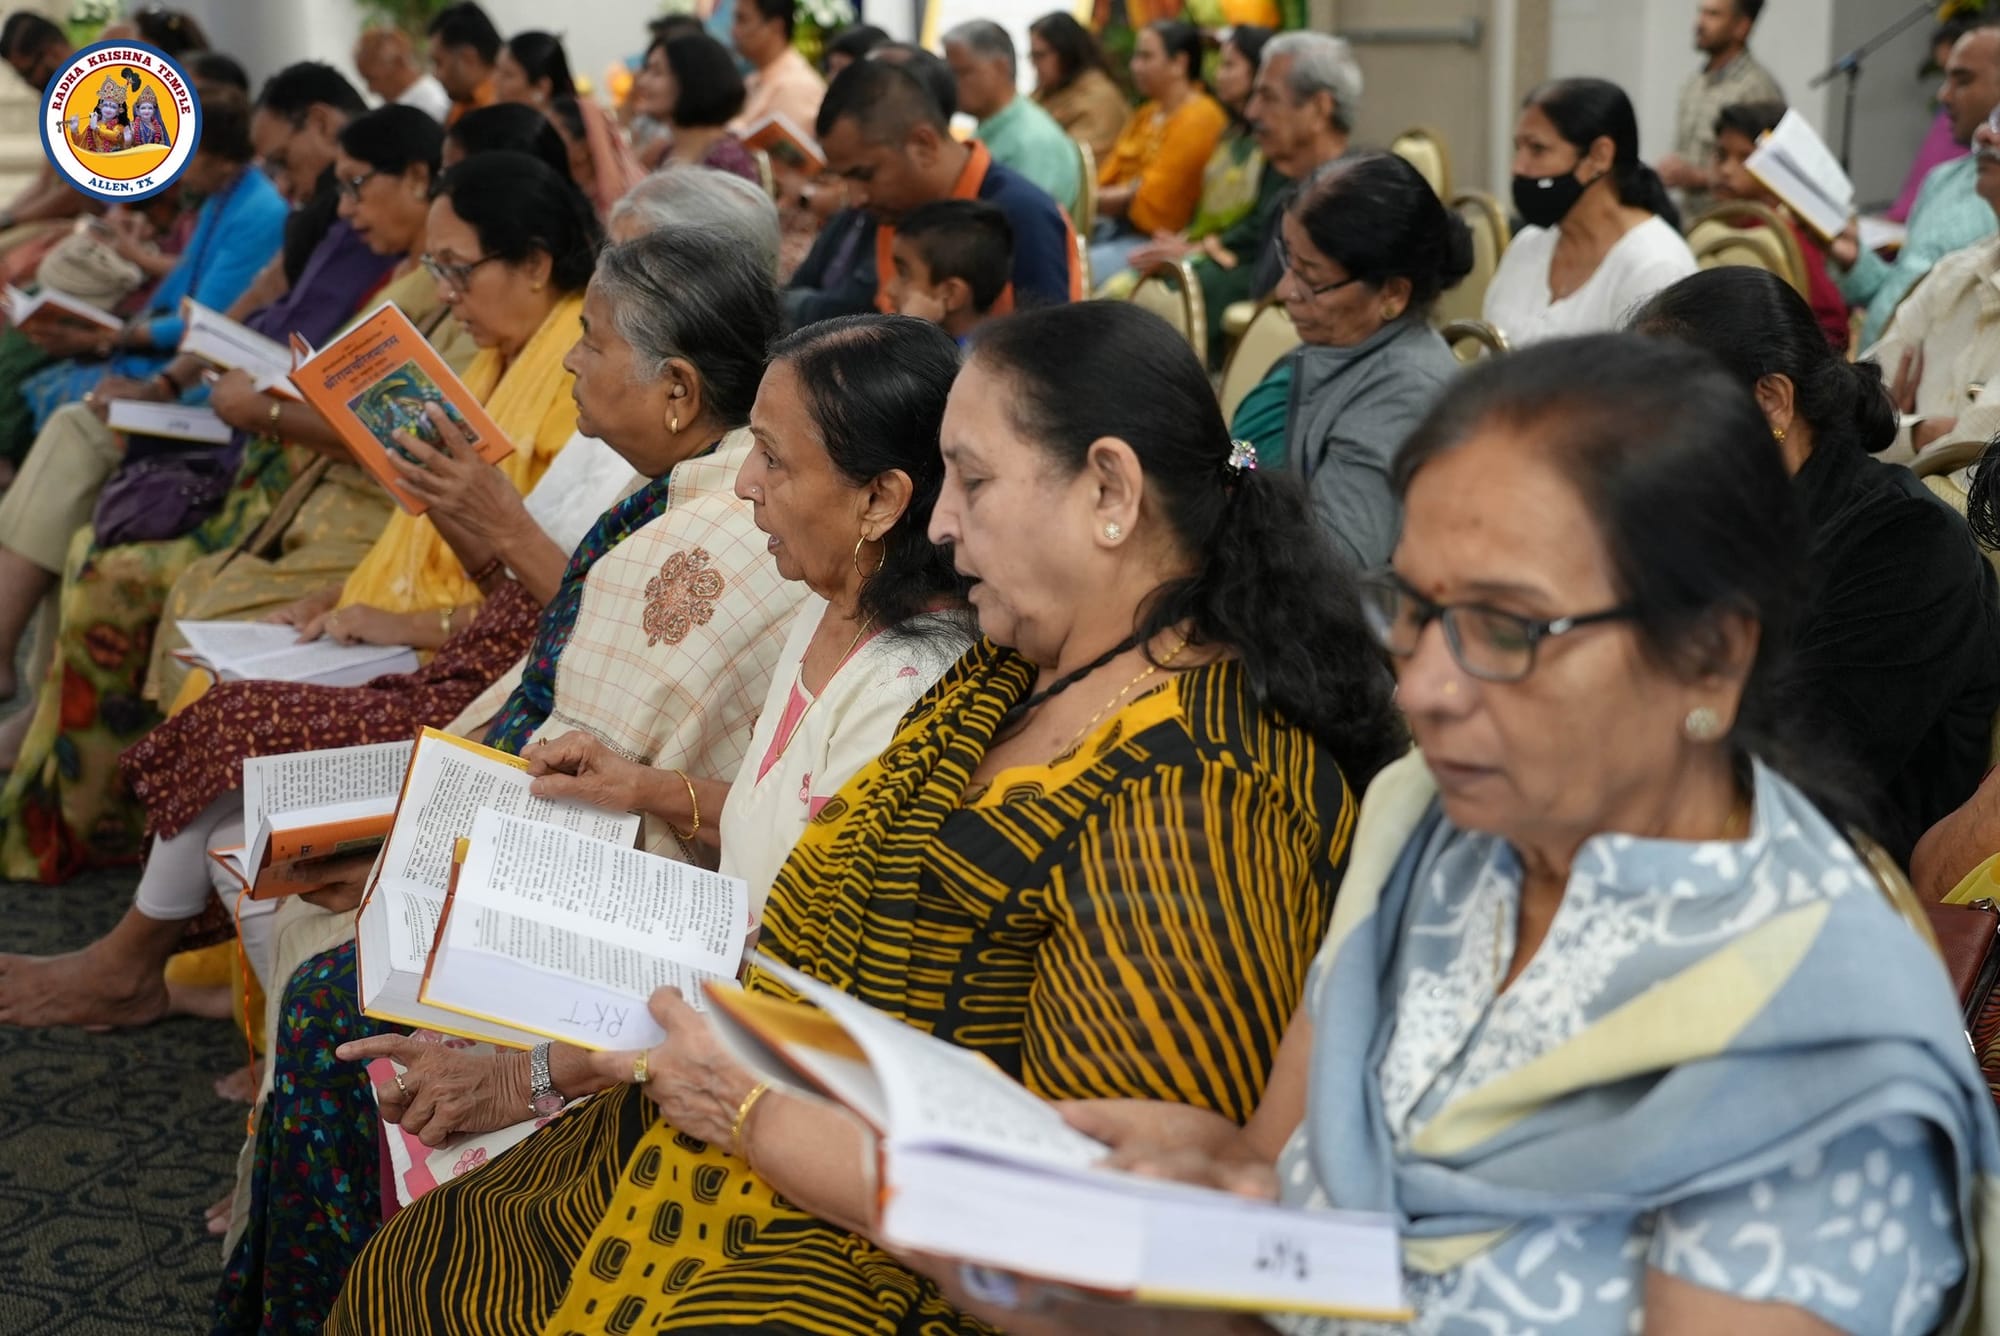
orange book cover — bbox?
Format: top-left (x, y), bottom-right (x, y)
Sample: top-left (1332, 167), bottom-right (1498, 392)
top-left (265, 810), bottom-right (394, 867)
top-left (251, 847), bottom-right (386, 901)
top-left (740, 113), bottom-right (825, 173)
top-left (287, 302), bottom-right (512, 516)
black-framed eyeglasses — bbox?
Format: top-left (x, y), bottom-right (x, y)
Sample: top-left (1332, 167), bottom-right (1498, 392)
top-left (1357, 570), bottom-right (1636, 684)
top-left (1276, 236), bottom-right (1363, 298)
top-left (336, 170), bottom-right (384, 202)
top-left (421, 252), bottom-right (503, 294)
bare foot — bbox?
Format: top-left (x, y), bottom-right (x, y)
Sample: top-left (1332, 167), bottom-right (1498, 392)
top-left (166, 979), bottom-right (234, 1020)
top-left (0, 703), bottom-right (30, 769)
top-left (0, 943), bottom-right (171, 1028)
top-left (204, 1189), bottom-right (233, 1236)
top-left (213, 1060), bottom-right (259, 1104)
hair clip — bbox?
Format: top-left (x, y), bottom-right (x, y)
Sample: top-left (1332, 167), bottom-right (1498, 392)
top-left (1224, 438), bottom-right (1258, 478)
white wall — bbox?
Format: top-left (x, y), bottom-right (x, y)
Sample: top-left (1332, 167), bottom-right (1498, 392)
top-left (1547, 0), bottom-right (1832, 168)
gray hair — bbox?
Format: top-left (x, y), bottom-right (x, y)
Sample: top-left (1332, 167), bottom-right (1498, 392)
top-left (1262, 31), bottom-right (1362, 134)
top-left (606, 164), bottom-right (782, 279)
top-left (943, 19), bottom-right (1015, 78)
top-left (591, 225), bottom-right (779, 424)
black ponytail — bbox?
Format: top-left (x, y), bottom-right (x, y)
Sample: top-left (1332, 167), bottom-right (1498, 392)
top-left (969, 303), bottom-right (1406, 789)
top-left (770, 314), bottom-right (968, 632)
top-left (1528, 77), bottom-right (1680, 231)
top-left (1628, 267), bottom-right (1895, 456)
top-left (1293, 151), bottom-right (1475, 316)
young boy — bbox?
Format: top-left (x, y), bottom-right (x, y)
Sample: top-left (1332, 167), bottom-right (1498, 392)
top-left (887, 199), bottom-right (1015, 342)
top-left (1709, 100), bottom-right (1850, 351)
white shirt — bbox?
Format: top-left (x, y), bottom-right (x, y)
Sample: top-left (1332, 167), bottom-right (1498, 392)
top-left (393, 73), bottom-right (453, 123)
top-left (1482, 214), bottom-right (1696, 346)
top-left (718, 596), bottom-right (970, 914)
top-left (520, 430), bottom-right (639, 557)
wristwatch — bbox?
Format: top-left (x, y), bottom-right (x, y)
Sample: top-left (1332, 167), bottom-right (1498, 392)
top-left (527, 1041), bottom-right (565, 1117)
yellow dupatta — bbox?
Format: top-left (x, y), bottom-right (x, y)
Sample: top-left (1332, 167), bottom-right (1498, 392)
top-left (335, 292), bottom-right (584, 614)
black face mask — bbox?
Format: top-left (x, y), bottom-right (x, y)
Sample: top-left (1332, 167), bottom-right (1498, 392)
top-left (1512, 164), bottom-right (1604, 229)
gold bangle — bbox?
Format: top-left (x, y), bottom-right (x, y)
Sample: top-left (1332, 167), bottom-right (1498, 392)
top-left (666, 767), bottom-right (699, 842)
top-left (266, 399), bottom-right (282, 427)
top-left (438, 605), bottom-right (456, 639)
top-left (730, 1080), bottom-right (770, 1157)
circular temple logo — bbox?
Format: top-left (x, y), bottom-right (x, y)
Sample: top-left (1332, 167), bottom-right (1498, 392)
top-left (40, 40), bottom-right (201, 202)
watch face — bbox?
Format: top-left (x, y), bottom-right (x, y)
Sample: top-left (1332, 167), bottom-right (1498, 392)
top-left (531, 1092), bottom-right (565, 1117)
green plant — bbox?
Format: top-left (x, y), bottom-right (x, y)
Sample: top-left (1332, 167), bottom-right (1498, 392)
top-left (351, 0), bottom-right (455, 39)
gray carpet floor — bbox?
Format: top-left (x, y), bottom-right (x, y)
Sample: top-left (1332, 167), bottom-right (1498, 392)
top-left (0, 866), bottom-right (242, 1335)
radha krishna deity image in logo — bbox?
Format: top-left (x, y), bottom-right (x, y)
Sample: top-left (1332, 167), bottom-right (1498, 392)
top-left (40, 40), bottom-right (200, 202)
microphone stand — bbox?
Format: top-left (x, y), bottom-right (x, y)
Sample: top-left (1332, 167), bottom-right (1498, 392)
top-left (1808, 0), bottom-right (1937, 173)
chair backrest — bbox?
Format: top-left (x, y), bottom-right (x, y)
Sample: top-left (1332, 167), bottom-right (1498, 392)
top-left (1072, 138), bottom-right (1098, 234)
top-left (1390, 127), bottom-right (1451, 200)
top-left (1685, 202), bottom-right (1807, 296)
top-left (1074, 228), bottom-right (1092, 297)
top-left (1126, 259), bottom-right (1207, 366)
top-left (752, 148), bottom-right (776, 200)
top-left (1218, 298), bottom-right (1300, 423)
top-left (1689, 224), bottom-right (1793, 291)
top-left (1434, 190), bottom-right (1509, 327)
top-left (1441, 317), bottom-right (1509, 363)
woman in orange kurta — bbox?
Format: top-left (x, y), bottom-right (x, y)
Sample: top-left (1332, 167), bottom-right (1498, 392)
top-left (1088, 19), bottom-right (1226, 279)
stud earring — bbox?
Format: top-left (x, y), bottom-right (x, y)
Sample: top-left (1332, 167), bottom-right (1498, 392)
top-left (1102, 521), bottom-right (1123, 542)
top-left (1772, 426), bottom-right (1786, 444)
top-left (669, 411), bottom-right (679, 434)
top-left (1683, 706), bottom-right (1724, 742)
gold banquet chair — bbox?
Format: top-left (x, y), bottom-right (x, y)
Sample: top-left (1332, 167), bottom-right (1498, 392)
top-left (1072, 138), bottom-right (1097, 235)
top-left (1126, 259), bottom-right (1207, 366)
top-left (1441, 318), bottom-right (1509, 363)
top-left (1435, 190), bottom-right (1510, 327)
top-left (1390, 126), bottom-right (1451, 200)
top-left (1218, 298), bottom-right (1300, 423)
top-left (1689, 224), bottom-right (1798, 296)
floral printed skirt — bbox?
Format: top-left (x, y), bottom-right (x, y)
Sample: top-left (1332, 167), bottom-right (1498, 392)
top-left (0, 437), bottom-right (289, 881)
top-left (210, 941), bottom-right (404, 1336)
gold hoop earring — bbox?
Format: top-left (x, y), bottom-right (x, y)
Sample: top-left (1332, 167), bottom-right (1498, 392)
top-left (852, 533), bottom-right (885, 578)
top-left (669, 411), bottom-right (679, 434)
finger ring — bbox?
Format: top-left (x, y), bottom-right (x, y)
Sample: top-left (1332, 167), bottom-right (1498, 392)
top-left (393, 1072), bottom-right (409, 1097)
top-left (631, 1051), bottom-right (649, 1085)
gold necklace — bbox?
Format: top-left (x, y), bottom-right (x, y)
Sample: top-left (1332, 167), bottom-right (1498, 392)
top-left (1049, 638), bottom-right (1192, 762)
top-left (776, 611), bottom-right (875, 756)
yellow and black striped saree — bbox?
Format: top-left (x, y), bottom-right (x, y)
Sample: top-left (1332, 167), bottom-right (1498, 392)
top-left (328, 640), bottom-right (1357, 1335)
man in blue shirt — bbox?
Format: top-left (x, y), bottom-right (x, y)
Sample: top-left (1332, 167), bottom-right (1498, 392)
top-left (1833, 22), bottom-right (2000, 346)
top-left (816, 58), bottom-right (1079, 314)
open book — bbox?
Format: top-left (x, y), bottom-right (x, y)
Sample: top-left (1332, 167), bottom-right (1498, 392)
top-left (1745, 109), bottom-right (1853, 243)
top-left (417, 807), bottom-right (751, 1048)
top-left (174, 619), bottom-right (419, 688)
top-left (740, 112), bottom-right (824, 173)
top-left (287, 302), bottom-right (516, 515)
top-left (209, 739), bottom-right (415, 899)
top-left (106, 400), bottom-right (232, 445)
top-left (178, 298), bottom-right (304, 399)
top-left (2, 283), bottom-right (121, 337)
top-left (706, 957), bottom-right (1409, 1319)
top-left (356, 728), bottom-right (642, 1047)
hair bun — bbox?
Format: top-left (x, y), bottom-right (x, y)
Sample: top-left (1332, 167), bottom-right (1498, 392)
top-left (1440, 213), bottom-right (1475, 285)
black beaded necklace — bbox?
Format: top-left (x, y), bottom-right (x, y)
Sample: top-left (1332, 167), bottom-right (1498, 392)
top-left (997, 633), bottom-right (1141, 736)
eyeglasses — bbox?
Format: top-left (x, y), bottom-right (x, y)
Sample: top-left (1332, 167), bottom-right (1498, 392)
top-left (1276, 236), bottom-right (1364, 298)
top-left (421, 252), bottom-right (503, 294)
top-left (1356, 571), bottom-right (1636, 684)
top-left (336, 170), bottom-right (384, 201)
